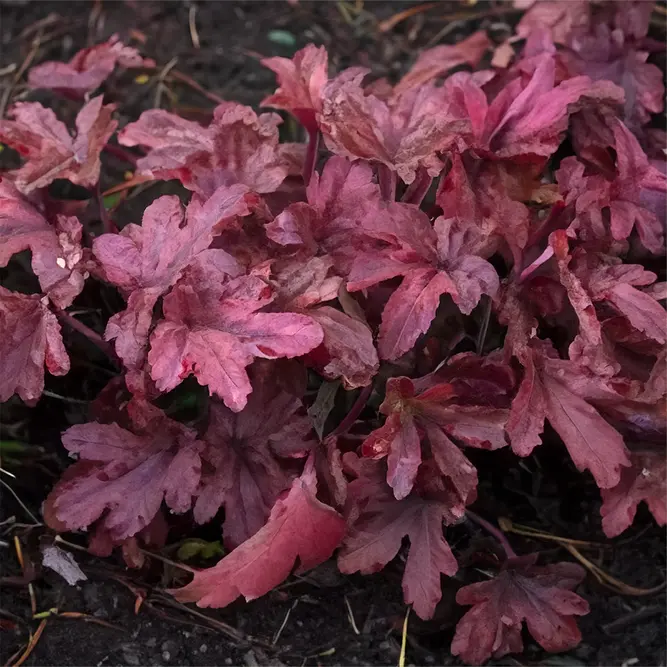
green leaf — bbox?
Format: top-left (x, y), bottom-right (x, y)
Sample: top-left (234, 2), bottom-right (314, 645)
top-left (267, 29), bottom-right (296, 47)
top-left (308, 381), bottom-right (340, 440)
top-left (102, 192), bottom-right (122, 210)
top-left (0, 440), bottom-right (29, 454)
top-left (177, 539), bottom-right (224, 562)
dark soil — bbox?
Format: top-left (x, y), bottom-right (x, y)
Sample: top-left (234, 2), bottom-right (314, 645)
top-left (0, 2), bottom-right (665, 666)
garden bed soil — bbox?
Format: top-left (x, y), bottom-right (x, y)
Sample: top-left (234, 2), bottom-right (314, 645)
top-left (0, 2), bottom-right (665, 666)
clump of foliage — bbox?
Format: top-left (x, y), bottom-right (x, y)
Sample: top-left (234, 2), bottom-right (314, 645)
top-left (1, 2), bottom-right (665, 663)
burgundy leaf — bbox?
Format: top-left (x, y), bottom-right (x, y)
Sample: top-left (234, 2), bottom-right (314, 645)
top-left (451, 556), bottom-right (589, 665)
top-left (395, 31), bottom-right (491, 94)
top-left (600, 449), bottom-right (666, 537)
top-left (172, 456), bottom-right (345, 607)
top-left (338, 454), bottom-right (458, 620)
top-left (45, 406), bottom-right (202, 542)
top-left (194, 363), bottom-right (308, 547)
top-left (321, 73), bottom-right (468, 183)
top-left (0, 286), bottom-right (69, 403)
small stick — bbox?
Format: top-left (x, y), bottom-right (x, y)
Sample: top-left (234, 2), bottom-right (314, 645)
top-left (11, 617), bottom-right (47, 667)
top-left (378, 3), bottom-right (438, 33)
top-left (0, 37), bottom-right (41, 118)
top-left (475, 295), bottom-right (492, 355)
top-left (272, 599), bottom-right (298, 644)
top-left (170, 69), bottom-right (224, 105)
top-left (154, 57), bottom-right (179, 109)
top-left (466, 510), bottom-right (517, 559)
top-left (0, 480), bottom-right (41, 526)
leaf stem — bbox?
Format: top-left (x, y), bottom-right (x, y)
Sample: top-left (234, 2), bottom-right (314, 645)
top-left (332, 383), bottom-right (373, 437)
top-left (54, 309), bottom-right (117, 361)
top-left (103, 143), bottom-right (138, 167)
top-left (303, 128), bottom-right (320, 186)
top-left (96, 182), bottom-right (117, 234)
top-left (466, 510), bottom-right (517, 560)
top-left (401, 168), bottom-right (432, 206)
top-left (377, 163), bottom-right (397, 201)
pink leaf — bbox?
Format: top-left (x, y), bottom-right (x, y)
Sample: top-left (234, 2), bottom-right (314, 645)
top-left (451, 556), bottom-right (589, 664)
top-left (0, 97), bottom-right (116, 193)
top-left (148, 265), bottom-right (322, 412)
top-left (0, 286), bottom-right (69, 403)
top-left (308, 306), bottom-right (379, 389)
top-left (28, 34), bottom-right (154, 96)
top-left (261, 44), bottom-right (328, 133)
top-left (120, 102), bottom-right (293, 196)
top-left (172, 457), bottom-right (345, 607)
top-left (0, 180), bottom-right (86, 308)
top-left (600, 449), bottom-right (666, 537)
top-left (93, 189), bottom-right (250, 369)
top-left (395, 31), bottom-right (491, 94)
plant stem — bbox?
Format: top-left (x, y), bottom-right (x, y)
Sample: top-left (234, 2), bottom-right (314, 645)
top-left (303, 128), bottom-right (320, 186)
top-left (401, 168), bottom-right (432, 206)
top-left (103, 143), bottom-right (138, 167)
top-left (466, 510), bottom-right (517, 560)
top-left (377, 163), bottom-right (397, 201)
top-left (332, 383), bottom-right (373, 437)
top-left (55, 309), bottom-right (117, 361)
top-left (96, 182), bottom-right (117, 234)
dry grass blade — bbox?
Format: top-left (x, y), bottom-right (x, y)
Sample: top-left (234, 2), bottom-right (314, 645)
top-left (189, 5), bottom-right (201, 49)
top-left (344, 596), bottom-right (360, 635)
top-left (8, 618), bottom-right (47, 667)
top-left (0, 37), bottom-right (41, 119)
top-left (499, 517), bottom-right (609, 549)
top-left (378, 3), bottom-right (438, 33)
top-left (57, 611), bottom-right (124, 630)
top-left (398, 607), bottom-right (410, 667)
top-left (102, 174), bottom-right (153, 197)
top-left (564, 544), bottom-right (666, 597)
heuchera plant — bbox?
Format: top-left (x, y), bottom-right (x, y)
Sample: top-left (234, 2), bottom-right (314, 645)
top-left (1, 3), bottom-right (665, 663)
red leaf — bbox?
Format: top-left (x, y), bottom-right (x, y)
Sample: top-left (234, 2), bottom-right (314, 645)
top-left (0, 97), bottom-right (117, 193)
top-left (45, 405), bottom-right (202, 542)
top-left (451, 556), bottom-right (589, 664)
top-left (0, 180), bottom-right (86, 308)
top-left (0, 286), bottom-right (69, 403)
top-left (507, 341), bottom-right (631, 489)
top-left (172, 456), bottom-right (345, 607)
top-left (600, 449), bottom-right (666, 537)
top-left (484, 56), bottom-right (623, 159)
top-left (261, 44), bottom-right (328, 133)
top-left (28, 34), bottom-right (154, 96)
top-left (338, 454), bottom-right (458, 620)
